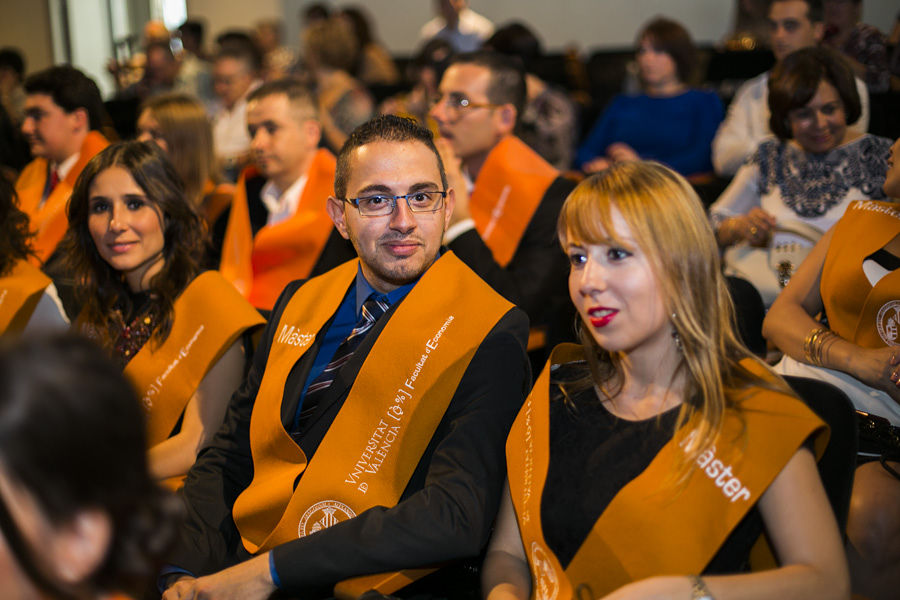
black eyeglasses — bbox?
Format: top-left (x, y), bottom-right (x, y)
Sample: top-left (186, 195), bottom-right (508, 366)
top-left (343, 191), bottom-right (447, 217)
top-left (430, 93), bottom-right (501, 117)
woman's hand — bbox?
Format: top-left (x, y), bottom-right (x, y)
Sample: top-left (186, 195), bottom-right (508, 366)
top-left (848, 346), bottom-right (900, 403)
top-left (741, 207), bottom-right (777, 246)
top-left (719, 208), bottom-right (777, 247)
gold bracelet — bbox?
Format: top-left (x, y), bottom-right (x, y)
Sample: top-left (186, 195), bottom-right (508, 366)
top-left (803, 327), bottom-right (828, 365)
top-left (803, 327), bottom-right (840, 367)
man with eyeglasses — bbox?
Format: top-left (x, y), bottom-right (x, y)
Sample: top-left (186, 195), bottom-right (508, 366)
top-left (162, 114), bottom-right (529, 600)
top-left (217, 78), bottom-right (355, 311)
top-left (429, 51), bottom-right (576, 357)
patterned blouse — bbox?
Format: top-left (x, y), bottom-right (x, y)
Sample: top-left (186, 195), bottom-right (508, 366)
top-left (710, 134), bottom-right (892, 247)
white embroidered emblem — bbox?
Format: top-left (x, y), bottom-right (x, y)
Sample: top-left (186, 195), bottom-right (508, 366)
top-left (876, 300), bottom-right (900, 346)
top-left (531, 543), bottom-right (559, 600)
top-left (298, 500), bottom-right (356, 537)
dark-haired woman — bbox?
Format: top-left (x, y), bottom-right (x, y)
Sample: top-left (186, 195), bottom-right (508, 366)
top-left (58, 141), bottom-right (263, 487)
top-left (0, 176), bottom-right (68, 336)
top-left (711, 46), bottom-right (891, 306)
top-left (575, 17), bottom-right (723, 177)
top-left (0, 334), bottom-right (180, 599)
top-left (482, 161), bottom-right (848, 599)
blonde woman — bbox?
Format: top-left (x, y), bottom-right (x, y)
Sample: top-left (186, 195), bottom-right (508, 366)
top-left (137, 93), bottom-right (234, 227)
top-left (483, 161), bottom-right (848, 600)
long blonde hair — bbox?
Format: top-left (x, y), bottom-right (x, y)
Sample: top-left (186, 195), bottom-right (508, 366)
top-left (140, 94), bottom-right (217, 208)
top-left (558, 161), bottom-right (787, 475)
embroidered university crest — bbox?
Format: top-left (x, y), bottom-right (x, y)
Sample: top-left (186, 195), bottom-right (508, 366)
top-left (531, 542), bottom-right (559, 600)
top-left (876, 300), bottom-right (900, 346)
top-left (298, 500), bottom-right (357, 537)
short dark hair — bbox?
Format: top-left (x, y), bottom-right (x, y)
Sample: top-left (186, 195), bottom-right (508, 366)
top-left (178, 20), bottom-right (204, 44)
top-left (639, 17), bottom-right (698, 84)
top-left (60, 141), bottom-right (206, 351)
top-left (0, 334), bottom-right (180, 595)
top-left (768, 46), bottom-right (860, 139)
top-left (769, 0), bottom-right (824, 23)
top-left (334, 115), bottom-right (447, 199)
top-left (215, 31), bottom-right (263, 73)
top-left (247, 77), bottom-right (318, 119)
top-left (0, 47), bottom-right (25, 79)
top-left (23, 65), bottom-right (105, 131)
top-left (484, 22), bottom-right (542, 72)
top-left (303, 3), bottom-right (331, 23)
top-left (448, 51), bottom-right (527, 125)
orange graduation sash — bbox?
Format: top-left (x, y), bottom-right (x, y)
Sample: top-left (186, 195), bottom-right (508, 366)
top-left (507, 345), bottom-right (827, 600)
top-left (470, 136), bottom-right (559, 267)
top-left (14, 131), bottom-right (109, 263)
top-left (219, 149), bottom-right (338, 310)
top-left (124, 271), bottom-right (264, 449)
top-left (232, 252), bottom-right (513, 561)
top-left (0, 260), bottom-right (52, 334)
top-left (821, 201), bottom-right (900, 349)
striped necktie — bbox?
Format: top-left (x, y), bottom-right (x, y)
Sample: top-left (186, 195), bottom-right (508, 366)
top-left (292, 294), bottom-right (390, 437)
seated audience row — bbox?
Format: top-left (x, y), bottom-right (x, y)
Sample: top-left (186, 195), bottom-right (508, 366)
top-left (711, 46), bottom-right (890, 306)
top-left (765, 135), bottom-right (900, 600)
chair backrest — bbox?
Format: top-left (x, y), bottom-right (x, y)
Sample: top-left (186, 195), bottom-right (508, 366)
top-left (783, 375), bottom-right (858, 533)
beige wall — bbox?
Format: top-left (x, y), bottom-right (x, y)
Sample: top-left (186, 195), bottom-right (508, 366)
top-left (0, 0), bottom-right (54, 76)
top-left (186, 0), bottom-right (282, 49)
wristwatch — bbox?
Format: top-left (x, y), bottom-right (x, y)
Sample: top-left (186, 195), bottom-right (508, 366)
top-left (689, 575), bottom-right (715, 600)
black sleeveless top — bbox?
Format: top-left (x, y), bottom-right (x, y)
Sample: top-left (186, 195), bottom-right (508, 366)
top-left (541, 363), bottom-right (763, 573)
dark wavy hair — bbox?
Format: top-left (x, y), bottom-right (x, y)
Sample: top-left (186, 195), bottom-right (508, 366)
top-left (58, 141), bottom-right (207, 351)
top-left (0, 334), bottom-right (181, 597)
top-left (768, 46), bottom-right (860, 140)
top-left (0, 177), bottom-right (33, 276)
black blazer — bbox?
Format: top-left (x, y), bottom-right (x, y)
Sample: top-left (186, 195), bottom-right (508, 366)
top-left (449, 175), bottom-right (577, 346)
top-left (209, 171), bottom-right (357, 274)
top-left (170, 274), bottom-right (531, 596)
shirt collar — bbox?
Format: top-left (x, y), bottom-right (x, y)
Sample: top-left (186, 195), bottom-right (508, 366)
top-left (260, 173), bottom-right (308, 218)
top-left (54, 152), bottom-right (80, 181)
top-left (353, 264), bottom-right (418, 316)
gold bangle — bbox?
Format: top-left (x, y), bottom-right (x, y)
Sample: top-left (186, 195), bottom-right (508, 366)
top-left (803, 327), bottom-right (826, 364)
top-left (803, 327), bottom-right (839, 367)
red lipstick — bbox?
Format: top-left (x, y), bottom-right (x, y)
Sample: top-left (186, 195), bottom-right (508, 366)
top-left (587, 307), bottom-right (618, 328)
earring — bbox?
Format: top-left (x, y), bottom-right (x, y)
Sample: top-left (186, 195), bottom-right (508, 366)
top-left (671, 313), bottom-right (682, 351)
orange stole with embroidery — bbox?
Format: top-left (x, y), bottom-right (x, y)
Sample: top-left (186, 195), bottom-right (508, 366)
top-left (469, 136), bottom-right (559, 267)
top-left (0, 261), bottom-right (51, 334)
top-left (219, 149), bottom-right (337, 310)
top-left (506, 345), bottom-right (826, 599)
top-left (821, 200), bottom-right (900, 349)
top-left (124, 271), bottom-right (263, 448)
top-left (232, 253), bottom-right (513, 556)
top-left (15, 131), bottom-right (109, 262)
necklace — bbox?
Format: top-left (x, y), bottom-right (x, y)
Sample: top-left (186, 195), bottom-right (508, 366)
top-left (112, 296), bottom-right (158, 367)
